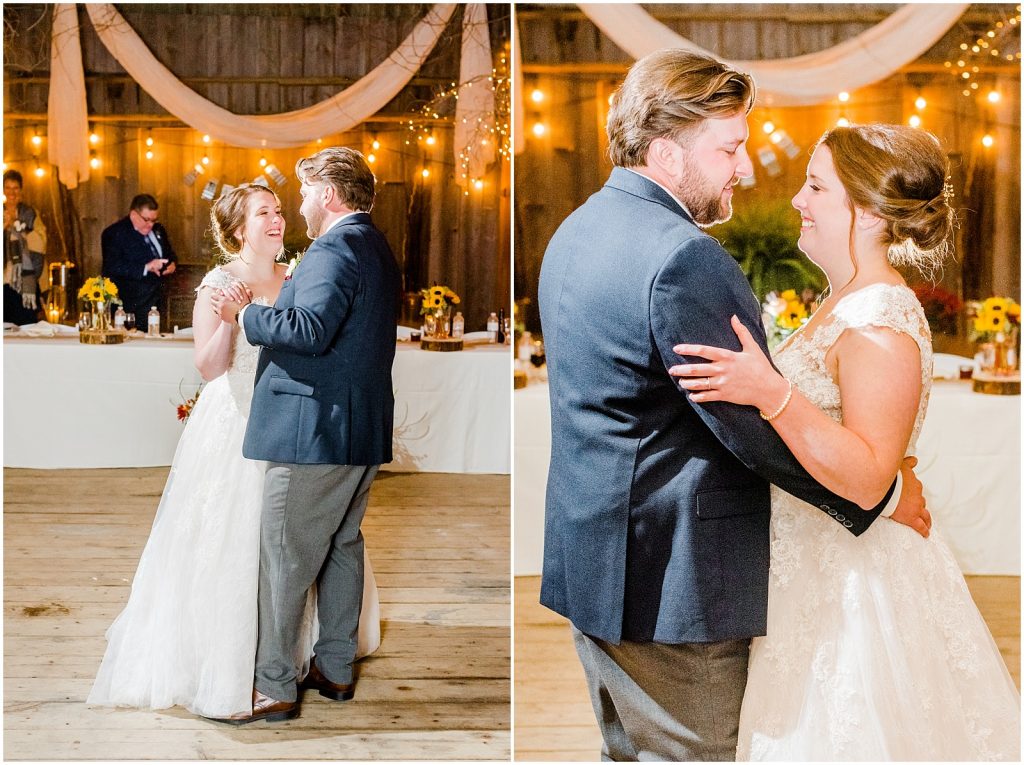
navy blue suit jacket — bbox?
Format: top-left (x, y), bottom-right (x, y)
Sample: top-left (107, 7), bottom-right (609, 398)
top-left (538, 168), bottom-right (893, 645)
top-left (100, 217), bottom-right (176, 318)
top-left (241, 213), bottom-right (400, 466)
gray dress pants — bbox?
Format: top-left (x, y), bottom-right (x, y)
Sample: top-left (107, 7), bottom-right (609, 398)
top-left (573, 626), bottom-right (749, 761)
top-left (254, 462), bottom-right (379, 702)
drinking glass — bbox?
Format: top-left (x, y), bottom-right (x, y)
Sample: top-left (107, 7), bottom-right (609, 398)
top-left (124, 313), bottom-right (136, 332)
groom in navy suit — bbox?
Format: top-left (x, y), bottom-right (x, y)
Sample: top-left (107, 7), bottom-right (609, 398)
top-left (538, 50), bottom-right (930, 760)
top-left (211, 149), bottom-right (399, 724)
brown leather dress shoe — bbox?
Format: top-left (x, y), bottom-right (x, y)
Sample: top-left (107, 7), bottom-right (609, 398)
top-left (300, 659), bottom-right (355, 701)
top-left (208, 689), bottom-right (299, 725)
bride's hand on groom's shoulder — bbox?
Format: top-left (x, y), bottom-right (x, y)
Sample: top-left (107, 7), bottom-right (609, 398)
top-left (669, 315), bottom-right (785, 410)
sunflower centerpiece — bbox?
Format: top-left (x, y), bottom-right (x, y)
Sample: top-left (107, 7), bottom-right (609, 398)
top-left (419, 284), bottom-right (461, 339)
top-left (968, 296), bottom-right (1020, 377)
top-left (77, 276), bottom-right (125, 344)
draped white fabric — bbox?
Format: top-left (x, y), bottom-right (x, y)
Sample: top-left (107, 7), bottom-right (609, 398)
top-left (576, 3), bottom-right (968, 107)
top-left (82, 3), bottom-right (456, 149)
top-left (454, 3), bottom-right (496, 186)
top-left (47, 4), bottom-right (90, 189)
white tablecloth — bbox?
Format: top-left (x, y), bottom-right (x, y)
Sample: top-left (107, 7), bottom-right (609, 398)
top-left (4, 336), bottom-right (510, 474)
top-left (514, 378), bottom-right (1019, 576)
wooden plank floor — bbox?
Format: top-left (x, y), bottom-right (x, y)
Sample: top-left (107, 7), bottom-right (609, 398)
top-left (514, 574), bottom-right (1021, 761)
top-left (4, 468), bottom-right (511, 761)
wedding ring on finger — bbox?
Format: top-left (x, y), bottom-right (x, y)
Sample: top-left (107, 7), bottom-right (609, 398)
top-left (704, 377), bottom-right (712, 391)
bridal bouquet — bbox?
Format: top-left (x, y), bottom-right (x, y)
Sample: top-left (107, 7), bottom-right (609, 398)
top-left (762, 289), bottom-right (816, 348)
top-left (419, 284), bottom-right (461, 316)
top-left (174, 381), bottom-right (204, 422)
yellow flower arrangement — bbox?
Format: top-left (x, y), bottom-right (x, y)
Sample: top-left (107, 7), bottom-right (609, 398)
top-left (969, 296), bottom-right (1020, 339)
top-left (419, 284), bottom-right (460, 316)
top-left (77, 276), bottom-right (122, 306)
top-left (762, 288), bottom-right (817, 347)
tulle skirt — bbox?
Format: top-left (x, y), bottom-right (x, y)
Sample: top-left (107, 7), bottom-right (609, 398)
top-left (737, 490), bottom-right (1020, 761)
top-left (88, 372), bottom-right (381, 717)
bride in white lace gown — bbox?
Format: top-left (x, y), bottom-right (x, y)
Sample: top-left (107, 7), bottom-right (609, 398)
top-left (89, 185), bottom-right (381, 718)
top-left (673, 124), bottom-right (1019, 760)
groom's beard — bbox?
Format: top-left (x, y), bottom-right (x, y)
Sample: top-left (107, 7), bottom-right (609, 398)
top-left (303, 205), bottom-right (326, 239)
top-left (675, 154), bottom-right (737, 229)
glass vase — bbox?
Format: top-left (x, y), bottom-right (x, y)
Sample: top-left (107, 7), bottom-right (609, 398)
top-left (432, 306), bottom-right (450, 339)
top-left (92, 301), bottom-right (108, 331)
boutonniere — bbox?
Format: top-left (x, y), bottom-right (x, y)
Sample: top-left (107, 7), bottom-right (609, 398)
top-left (284, 251), bottom-right (305, 280)
top-left (13, 220), bottom-right (26, 233)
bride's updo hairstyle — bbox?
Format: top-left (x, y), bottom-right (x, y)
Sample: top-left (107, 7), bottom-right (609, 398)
top-left (820, 124), bottom-right (955, 275)
top-left (209, 183), bottom-right (280, 260)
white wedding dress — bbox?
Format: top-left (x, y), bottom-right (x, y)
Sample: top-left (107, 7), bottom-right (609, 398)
top-left (89, 267), bottom-right (382, 717)
top-left (737, 284), bottom-right (1020, 761)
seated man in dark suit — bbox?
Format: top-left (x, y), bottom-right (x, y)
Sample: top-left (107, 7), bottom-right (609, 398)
top-left (101, 194), bottom-right (177, 324)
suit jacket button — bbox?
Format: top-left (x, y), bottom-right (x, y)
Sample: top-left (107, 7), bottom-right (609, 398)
top-left (843, 520), bottom-right (854, 528)
top-left (827, 508), bottom-right (837, 516)
top-left (821, 504), bottom-right (831, 511)
top-left (836, 514), bottom-right (846, 522)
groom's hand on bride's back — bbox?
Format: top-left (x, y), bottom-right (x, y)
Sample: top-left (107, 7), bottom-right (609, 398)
top-left (889, 456), bottom-right (931, 538)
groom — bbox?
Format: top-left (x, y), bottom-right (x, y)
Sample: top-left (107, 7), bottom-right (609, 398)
top-left (538, 50), bottom-right (931, 761)
top-left (211, 147), bottom-right (400, 724)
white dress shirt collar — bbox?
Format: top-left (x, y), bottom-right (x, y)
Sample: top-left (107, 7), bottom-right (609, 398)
top-left (623, 168), bottom-right (693, 220)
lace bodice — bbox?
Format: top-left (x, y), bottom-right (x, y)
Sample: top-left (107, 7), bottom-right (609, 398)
top-left (197, 267), bottom-right (269, 378)
top-left (774, 283), bottom-right (933, 452)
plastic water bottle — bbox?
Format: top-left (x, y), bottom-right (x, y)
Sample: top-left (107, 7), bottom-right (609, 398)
top-left (147, 306), bottom-right (161, 336)
top-left (486, 312), bottom-right (499, 343)
top-left (113, 306), bottom-right (126, 331)
top-left (452, 311), bottom-right (464, 339)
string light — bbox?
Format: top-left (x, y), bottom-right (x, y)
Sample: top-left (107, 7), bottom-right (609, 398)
top-left (30, 130), bottom-right (42, 149)
top-left (908, 114), bottom-right (922, 128)
top-left (762, 121), bottom-right (775, 134)
top-left (202, 134), bottom-right (211, 144)
top-left (530, 88), bottom-right (544, 103)
top-left (34, 162), bottom-right (45, 178)
top-left (259, 157), bottom-right (268, 167)
top-left (532, 122), bottom-right (546, 138)
top-left (915, 95), bottom-right (927, 110)
top-left (89, 152), bottom-right (101, 170)
top-left (426, 135), bottom-right (436, 146)
top-left (473, 178), bottom-right (484, 190)
top-left (89, 130), bottom-right (100, 145)
top-left (421, 168), bottom-right (430, 179)
top-left (981, 134), bottom-right (995, 147)
top-left (838, 91), bottom-right (850, 103)
top-left (201, 155), bottom-right (210, 165)
top-left (367, 153), bottom-right (377, 164)
top-left (145, 149), bottom-right (154, 160)
top-left (145, 132), bottom-right (154, 147)
top-left (837, 116), bottom-right (850, 127)
top-left (372, 139), bottom-right (380, 150)
top-left (988, 90), bottom-right (1001, 103)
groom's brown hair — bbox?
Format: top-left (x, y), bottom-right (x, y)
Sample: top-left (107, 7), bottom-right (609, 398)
top-left (295, 147), bottom-right (376, 213)
top-left (607, 49), bottom-right (756, 168)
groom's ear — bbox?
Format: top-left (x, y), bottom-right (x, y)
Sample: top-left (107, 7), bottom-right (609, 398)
top-left (647, 137), bottom-right (681, 174)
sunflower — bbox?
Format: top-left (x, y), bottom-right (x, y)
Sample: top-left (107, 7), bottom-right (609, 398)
top-left (780, 289), bottom-right (798, 302)
top-left (777, 300), bottom-right (808, 331)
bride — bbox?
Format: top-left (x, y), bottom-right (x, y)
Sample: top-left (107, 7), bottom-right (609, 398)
top-left (671, 124), bottom-right (1020, 760)
top-left (89, 184), bottom-right (380, 718)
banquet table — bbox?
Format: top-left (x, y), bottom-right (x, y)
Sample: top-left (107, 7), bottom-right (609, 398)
top-left (4, 335), bottom-right (510, 474)
top-left (514, 376), bottom-right (1019, 576)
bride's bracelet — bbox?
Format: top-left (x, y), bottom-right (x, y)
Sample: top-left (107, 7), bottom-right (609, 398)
top-left (759, 379), bottom-right (794, 422)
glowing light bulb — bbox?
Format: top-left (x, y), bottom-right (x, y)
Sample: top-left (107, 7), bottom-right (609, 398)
top-left (837, 117), bottom-right (850, 127)
top-left (90, 155), bottom-right (101, 169)
top-left (34, 165), bottom-right (44, 178)
top-left (838, 91), bottom-right (850, 102)
top-left (426, 135), bottom-right (436, 146)
top-left (201, 155), bottom-right (210, 165)
top-left (981, 134), bottom-right (994, 148)
top-left (31, 134), bottom-right (42, 147)
top-left (372, 140), bottom-right (380, 150)
top-left (530, 88), bottom-right (544, 103)
top-left (473, 179), bottom-right (484, 190)
top-left (145, 150), bottom-right (154, 160)
top-left (762, 121), bottom-right (775, 134)
top-left (89, 132), bottom-right (100, 145)
top-left (915, 96), bottom-right (926, 110)
top-left (259, 157), bottom-right (268, 167)
top-left (988, 91), bottom-right (1001, 103)
top-left (908, 115), bottom-right (922, 128)
top-left (532, 122), bottom-right (546, 138)
top-left (367, 153), bottom-right (377, 164)
top-left (421, 168), bottom-right (430, 179)
top-left (145, 136), bottom-right (154, 147)
top-left (202, 134), bottom-right (211, 143)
